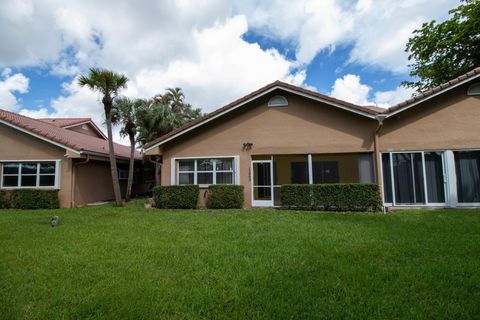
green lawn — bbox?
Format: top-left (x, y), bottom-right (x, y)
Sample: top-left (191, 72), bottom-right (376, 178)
top-left (1, 202), bottom-right (480, 319)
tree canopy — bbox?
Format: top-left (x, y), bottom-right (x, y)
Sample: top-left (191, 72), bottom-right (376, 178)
top-left (403, 0), bottom-right (480, 92)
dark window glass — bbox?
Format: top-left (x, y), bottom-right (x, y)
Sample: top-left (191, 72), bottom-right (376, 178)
top-left (21, 175), bottom-right (36, 187)
top-left (382, 154), bottom-right (393, 203)
top-left (2, 176), bottom-right (18, 187)
top-left (3, 163), bottom-right (19, 174)
top-left (21, 163), bottom-right (37, 174)
top-left (39, 175), bottom-right (55, 187)
top-left (39, 162), bottom-right (55, 174)
top-left (197, 172), bottom-right (213, 184)
top-left (215, 159), bottom-right (233, 171)
top-left (424, 152), bottom-right (445, 203)
top-left (197, 159), bottom-right (213, 171)
top-left (455, 151), bottom-right (480, 203)
top-left (393, 153), bottom-right (425, 204)
top-left (179, 160), bottom-right (194, 171)
top-left (312, 161), bottom-right (339, 184)
top-left (291, 162), bottom-right (308, 184)
top-left (216, 172), bottom-right (233, 184)
top-left (179, 173), bottom-right (194, 185)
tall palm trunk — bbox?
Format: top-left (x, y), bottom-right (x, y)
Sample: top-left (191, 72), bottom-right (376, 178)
top-left (125, 133), bottom-right (135, 202)
top-left (104, 98), bottom-right (123, 206)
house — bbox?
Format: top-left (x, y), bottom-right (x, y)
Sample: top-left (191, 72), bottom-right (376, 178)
top-left (0, 110), bottom-right (143, 207)
top-left (144, 67), bottom-right (480, 209)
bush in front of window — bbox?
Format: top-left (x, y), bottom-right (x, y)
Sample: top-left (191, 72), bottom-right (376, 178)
top-left (153, 185), bottom-right (199, 209)
top-left (207, 185), bottom-right (244, 209)
top-left (281, 184), bottom-right (382, 212)
top-left (0, 189), bottom-right (59, 209)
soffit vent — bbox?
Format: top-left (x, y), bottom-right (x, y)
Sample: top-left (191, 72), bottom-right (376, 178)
top-left (268, 95), bottom-right (288, 107)
top-left (467, 82), bottom-right (480, 96)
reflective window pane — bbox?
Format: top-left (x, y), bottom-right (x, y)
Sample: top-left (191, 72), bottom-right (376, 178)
top-left (179, 172), bottom-right (194, 185)
top-left (424, 152), bottom-right (445, 203)
top-left (2, 175), bottom-right (18, 187)
top-left (21, 175), bottom-right (36, 187)
top-left (393, 153), bottom-right (425, 204)
top-left (197, 172), bottom-right (213, 184)
top-left (39, 175), bottom-right (55, 187)
top-left (382, 154), bottom-right (393, 203)
top-left (455, 151), bottom-right (480, 203)
top-left (312, 161), bottom-right (339, 184)
top-left (39, 162), bottom-right (55, 174)
top-left (197, 159), bottom-right (213, 171)
top-left (216, 172), bottom-right (233, 184)
top-left (179, 160), bottom-right (194, 171)
top-left (21, 163), bottom-right (37, 174)
top-left (215, 159), bottom-right (233, 171)
top-left (3, 163), bottom-right (19, 174)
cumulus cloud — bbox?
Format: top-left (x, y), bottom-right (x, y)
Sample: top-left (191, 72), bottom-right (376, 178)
top-left (330, 73), bottom-right (415, 108)
top-left (234, 0), bottom-right (455, 71)
top-left (0, 68), bottom-right (29, 110)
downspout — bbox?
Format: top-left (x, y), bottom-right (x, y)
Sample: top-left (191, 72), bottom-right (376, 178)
top-left (374, 115), bottom-right (387, 213)
top-left (71, 154), bottom-right (90, 208)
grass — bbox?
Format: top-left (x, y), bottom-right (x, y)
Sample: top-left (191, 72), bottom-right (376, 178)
top-left (1, 202), bottom-right (480, 319)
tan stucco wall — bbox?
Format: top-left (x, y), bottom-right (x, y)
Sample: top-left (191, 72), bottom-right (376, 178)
top-left (74, 160), bottom-right (127, 206)
top-left (159, 91), bottom-right (377, 207)
top-left (379, 84), bottom-right (480, 151)
top-left (0, 123), bottom-right (73, 208)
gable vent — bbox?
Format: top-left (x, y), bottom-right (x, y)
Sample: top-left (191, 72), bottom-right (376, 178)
top-left (268, 95), bottom-right (288, 107)
top-left (467, 83), bottom-right (480, 96)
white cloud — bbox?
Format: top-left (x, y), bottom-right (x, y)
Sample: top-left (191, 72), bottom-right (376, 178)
top-left (330, 73), bottom-right (415, 108)
top-left (234, 0), bottom-right (456, 72)
top-left (0, 68), bottom-right (29, 110)
top-left (331, 74), bottom-right (372, 106)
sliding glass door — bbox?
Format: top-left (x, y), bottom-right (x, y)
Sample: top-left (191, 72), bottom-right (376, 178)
top-left (382, 151), bottom-right (446, 206)
top-left (454, 151), bottom-right (480, 203)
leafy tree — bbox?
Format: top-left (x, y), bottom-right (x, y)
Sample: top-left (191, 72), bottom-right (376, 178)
top-left (78, 68), bottom-right (128, 206)
top-left (112, 97), bottom-right (139, 202)
top-left (136, 88), bottom-right (202, 186)
top-left (403, 0), bottom-right (480, 91)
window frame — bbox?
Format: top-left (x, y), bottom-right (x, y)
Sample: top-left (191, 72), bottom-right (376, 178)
top-left (381, 151), bottom-right (447, 207)
top-left (175, 156), bottom-right (238, 186)
top-left (0, 160), bottom-right (61, 189)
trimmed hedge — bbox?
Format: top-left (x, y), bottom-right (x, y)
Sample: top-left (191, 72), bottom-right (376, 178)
top-left (281, 183), bottom-right (382, 212)
top-left (207, 185), bottom-right (244, 209)
top-left (153, 185), bottom-right (199, 209)
top-left (0, 189), bottom-right (59, 209)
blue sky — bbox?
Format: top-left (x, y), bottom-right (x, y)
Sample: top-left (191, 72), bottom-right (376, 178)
top-left (0, 0), bottom-right (459, 141)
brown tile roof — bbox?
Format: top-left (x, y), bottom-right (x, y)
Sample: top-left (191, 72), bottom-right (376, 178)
top-left (384, 66), bottom-right (480, 114)
top-left (144, 80), bottom-right (381, 149)
top-left (39, 118), bottom-right (91, 128)
top-left (0, 109), bottom-right (141, 160)
top-left (145, 67), bottom-right (480, 149)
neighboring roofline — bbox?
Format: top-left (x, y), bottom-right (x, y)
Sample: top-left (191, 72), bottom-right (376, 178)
top-left (63, 120), bottom-right (108, 140)
top-left (0, 118), bottom-right (81, 154)
top-left (384, 66), bottom-right (480, 117)
top-left (81, 150), bottom-right (142, 161)
top-left (144, 82), bottom-right (378, 151)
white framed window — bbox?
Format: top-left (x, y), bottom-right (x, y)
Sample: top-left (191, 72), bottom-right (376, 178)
top-left (1, 161), bottom-right (60, 189)
top-left (381, 151), bottom-right (447, 206)
top-left (177, 157), bottom-right (236, 185)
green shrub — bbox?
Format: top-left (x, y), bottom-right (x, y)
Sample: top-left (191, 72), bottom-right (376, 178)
top-left (0, 190), bottom-right (11, 209)
top-left (153, 185), bottom-right (199, 209)
top-left (0, 189), bottom-right (59, 209)
top-left (207, 185), bottom-right (244, 209)
top-left (281, 184), bottom-right (382, 212)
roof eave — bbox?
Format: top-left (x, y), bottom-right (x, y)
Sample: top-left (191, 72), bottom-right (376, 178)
top-left (144, 85), bottom-right (377, 152)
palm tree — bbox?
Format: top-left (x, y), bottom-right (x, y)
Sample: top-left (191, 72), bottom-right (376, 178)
top-left (112, 97), bottom-right (138, 202)
top-left (78, 68), bottom-right (128, 206)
